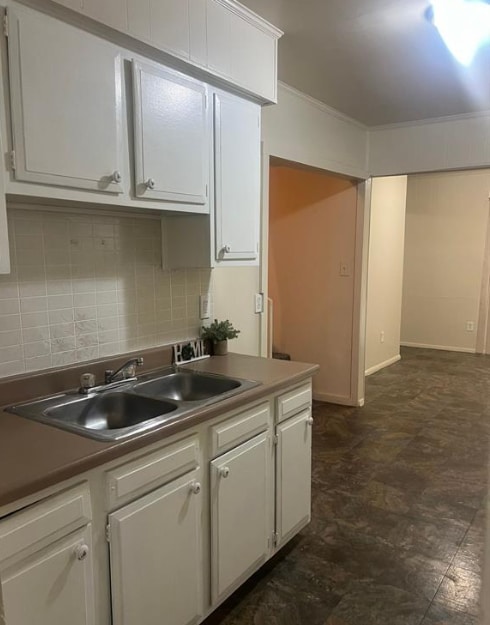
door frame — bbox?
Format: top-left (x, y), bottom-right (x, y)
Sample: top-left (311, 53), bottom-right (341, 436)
top-left (258, 144), bottom-right (371, 406)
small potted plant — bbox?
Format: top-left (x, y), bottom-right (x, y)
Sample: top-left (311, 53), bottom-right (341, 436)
top-left (201, 319), bottom-right (240, 355)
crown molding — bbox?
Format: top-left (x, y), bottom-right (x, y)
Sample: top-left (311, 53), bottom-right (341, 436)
top-left (370, 108), bottom-right (490, 131)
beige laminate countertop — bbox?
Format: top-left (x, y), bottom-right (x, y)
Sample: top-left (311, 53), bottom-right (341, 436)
top-left (0, 353), bottom-right (318, 509)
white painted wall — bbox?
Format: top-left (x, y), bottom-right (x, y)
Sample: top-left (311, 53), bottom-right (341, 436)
top-left (212, 266), bottom-right (260, 356)
top-left (401, 169), bottom-right (490, 353)
top-left (365, 176), bottom-right (407, 375)
top-left (262, 83), bottom-right (369, 179)
top-left (369, 112), bottom-right (490, 176)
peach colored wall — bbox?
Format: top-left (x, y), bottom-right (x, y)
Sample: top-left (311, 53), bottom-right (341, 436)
top-left (268, 165), bottom-right (358, 403)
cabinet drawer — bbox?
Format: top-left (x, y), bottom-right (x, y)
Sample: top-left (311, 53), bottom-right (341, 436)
top-left (107, 436), bottom-right (199, 508)
top-left (211, 402), bottom-right (270, 457)
top-left (276, 382), bottom-right (312, 423)
top-left (0, 483), bottom-right (91, 564)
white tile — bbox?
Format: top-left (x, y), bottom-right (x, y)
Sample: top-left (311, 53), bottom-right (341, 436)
top-left (24, 341), bottom-right (50, 359)
top-left (17, 265), bottom-right (45, 281)
top-left (97, 317), bottom-right (118, 332)
top-left (47, 294), bottom-right (73, 310)
top-left (0, 299), bottom-right (20, 316)
top-left (45, 248), bottom-right (70, 266)
top-left (74, 307), bottom-right (97, 322)
top-left (43, 219), bottom-right (68, 236)
top-left (97, 304), bottom-right (118, 318)
top-left (14, 219), bottom-right (42, 236)
top-left (15, 234), bottom-right (44, 250)
top-left (49, 322), bottom-right (75, 340)
top-left (20, 297), bottom-right (48, 313)
top-left (25, 355), bottom-right (52, 372)
top-left (0, 361), bottom-right (24, 377)
top-left (22, 326), bottom-right (50, 343)
top-left (47, 280), bottom-right (72, 296)
top-left (51, 351), bottom-right (77, 367)
top-left (0, 315), bottom-right (21, 331)
top-left (51, 337), bottom-right (76, 353)
top-left (76, 333), bottom-right (98, 348)
top-left (96, 291), bottom-right (117, 305)
top-left (48, 309), bottom-right (74, 325)
top-left (45, 265), bottom-right (71, 280)
top-left (75, 320), bottom-right (98, 335)
top-left (94, 237), bottom-right (115, 251)
top-left (0, 330), bottom-right (21, 348)
top-left (0, 282), bottom-right (19, 299)
top-left (76, 346), bottom-right (99, 362)
top-left (73, 292), bottom-right (96, 307)
top-left (21, 311), bottom-right (49, 328)
top-left (99, 341), bottom-right (121, 357)
top-left (19, 282), bottom-right (47, 298)
top-left (99, 329), bottom-right (119, 344)
top-left (0, 345), bottom-right (23, 363)
top-left (44, 234), bottom-right (69, 249)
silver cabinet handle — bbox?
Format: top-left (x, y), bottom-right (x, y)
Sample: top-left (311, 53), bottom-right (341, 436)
top-left (223, 245), bottom-right (231, 253)
top-left (111, 170), bottom-right (122, 184)
top-left (145, 178), bottom-right (156, 190)
top-left (190, 481), bottom-right (201, 495)
top-left (219, 466), bottom-right (230, 478)
top-left (306, 417), bottom-right (314, 426)
top-left (74, 544), bottom-right (89, 561)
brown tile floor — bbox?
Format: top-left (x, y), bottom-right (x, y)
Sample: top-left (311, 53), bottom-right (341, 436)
top-left (204, 347), bottom-right (489, 625)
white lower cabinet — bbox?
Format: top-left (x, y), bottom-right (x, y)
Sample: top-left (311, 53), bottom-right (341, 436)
top-left (108, 471), bottom-right (203, 625)
top-left (0, 484), bottom-right (94, 625)
top-left (210, 431), bottom-right (270, 603)
top-left (275, 409), bottom-right (313, 547)
top-left (1, 527), bottom-right (95, 625)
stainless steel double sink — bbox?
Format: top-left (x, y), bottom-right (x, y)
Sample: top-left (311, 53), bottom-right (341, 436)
top-left (6, 369), bottom-right (260, 441)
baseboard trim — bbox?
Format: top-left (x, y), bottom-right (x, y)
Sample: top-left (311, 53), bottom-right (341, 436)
top-left (400, 342), bottom-right (476, 354)
top-left (313, 392), bottom-right (360, 406)
top-left (365, 354), bottom-right (401, 377)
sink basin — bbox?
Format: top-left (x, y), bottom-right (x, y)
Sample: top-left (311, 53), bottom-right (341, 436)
top-left (6, 368), bottom-right (261, 441)
top-left (133, 372), bottom-right (241, 402)
top-left (46, 393), bottom-right (177, 432)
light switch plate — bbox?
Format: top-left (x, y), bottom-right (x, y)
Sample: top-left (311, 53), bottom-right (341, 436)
top-left (255, 293), bottom-right (264, 314)
top-left (200, 294), bottom-right (211, 319)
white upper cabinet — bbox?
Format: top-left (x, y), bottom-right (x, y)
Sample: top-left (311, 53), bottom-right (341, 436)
top-left (7, 6), bottom-right (124, 193)
top-left (49, 0), bottom-right (281, 102)
top-left (214, 92), bottom-right (261, 261)
top-left (132, 61), bottom-right (209, 210)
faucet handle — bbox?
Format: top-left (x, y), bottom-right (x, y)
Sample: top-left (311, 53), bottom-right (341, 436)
top-left (136, 357), bottom-right (144, 367)
top-left (80, 372), bottom-right (96, 394)
top-left (104, 369), bottom-right (114, 384)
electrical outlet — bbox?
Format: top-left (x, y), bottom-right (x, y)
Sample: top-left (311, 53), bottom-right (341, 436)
top-left (255, 293), bottom-right (264, 314)
top-left (339, 262), bottom-right (350, 277)
top-left (199, 294), bottom-right (211, 320)
top-left (466, 321), bottom-right (475, 332)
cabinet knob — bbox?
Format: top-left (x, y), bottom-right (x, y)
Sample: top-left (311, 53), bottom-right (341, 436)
top-left (145, 178), bottom-right (156, 190)
top-left (190, 481), bottom-right (201, 495)
top-left (111, 170), bottom-right (122, 184)
top-left (219, 466), bottom-right (230, 478)
top-left (306, 417), bottom-right (314, 426)
top-left (223, 245), bottom-right (231, 254)
top-left (74, 544), bottom-right (89, 561)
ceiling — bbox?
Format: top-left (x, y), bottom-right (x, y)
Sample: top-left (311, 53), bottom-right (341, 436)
top-left (239, 0), bottom-right (490, 126)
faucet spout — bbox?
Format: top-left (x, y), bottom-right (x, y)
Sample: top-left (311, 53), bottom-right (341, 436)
top-left (105, 357), bottom-right (144, 385)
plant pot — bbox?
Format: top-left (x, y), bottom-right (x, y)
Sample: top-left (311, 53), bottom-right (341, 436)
top-left (213, 339), bottom-right (228, 355)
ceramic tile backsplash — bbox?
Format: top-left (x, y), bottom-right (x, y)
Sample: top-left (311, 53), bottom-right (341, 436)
top-left (0, 207), bottom-right (213, 379)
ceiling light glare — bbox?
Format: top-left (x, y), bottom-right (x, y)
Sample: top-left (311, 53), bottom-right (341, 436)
top-left (430, 0), bottom-right (490, 65)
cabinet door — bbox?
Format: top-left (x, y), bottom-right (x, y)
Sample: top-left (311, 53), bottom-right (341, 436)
top-left (1, 526), bottom-right (94, 625)
top-left (108, 472), bottom-right (202, 625)
top-left (214, 92), bottom-right (261, 261)
top-left (276, 409), bottom-right (313, 547)
top-left (132, 61), bottom-right (209, 209)
top-left (7, 6), bottom-right (123, 193)
top-left (210, 432), bottom-right (270, 604)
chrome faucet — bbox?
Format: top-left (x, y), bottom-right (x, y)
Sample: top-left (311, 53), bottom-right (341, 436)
top-left (105, 357), bottom-right (144, 385)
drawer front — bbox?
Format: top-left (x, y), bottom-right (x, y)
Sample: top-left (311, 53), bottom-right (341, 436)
top-left (211, 402), bottom-right (270, 457)
top-left (276, 382), bottom-right (312, 423)
top-left (107, 436), bottom-right (199, 508)
top-left (0, 483), bottom-right (91, 565)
